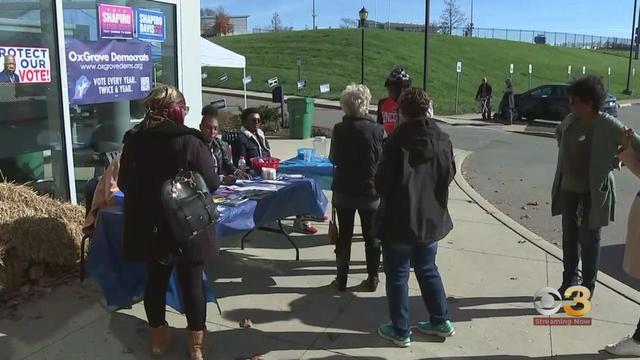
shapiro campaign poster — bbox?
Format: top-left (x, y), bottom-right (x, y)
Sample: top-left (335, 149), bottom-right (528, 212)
top-left (98, 3), bottom-right (134, 39)
top-left (0, 46), bottom-right (51, 84)
top-left (65, 39), bottom-right (152, 105)
top-left (136, 8), bottom-right (166, 42)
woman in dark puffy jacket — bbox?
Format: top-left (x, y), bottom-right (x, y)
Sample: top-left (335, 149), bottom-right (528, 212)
top-left (329, 83), bottom-right (384, 292)
top-left (118, 84), bottom-right (219, 360)
top-left (375, 87), bottom-right (456, 348)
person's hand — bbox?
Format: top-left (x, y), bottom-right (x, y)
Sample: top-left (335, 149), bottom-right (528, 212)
top-left (222, 175), bottom-right (237, 185)
top-left (234, 170), bottom-right (252, 180)
top-left (611, 156), bottom-right (622, 171)
top-left (620, 128), bottom-right (635, 152)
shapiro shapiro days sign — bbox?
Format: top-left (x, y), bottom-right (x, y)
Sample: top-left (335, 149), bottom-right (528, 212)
top-left (98, 4), bottom-right (166, 41)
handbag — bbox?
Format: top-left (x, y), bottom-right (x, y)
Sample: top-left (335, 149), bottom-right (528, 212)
top-left (328, 206), bottom-right (338, 245)
top-left (160, 169), bottom-right (219, 260)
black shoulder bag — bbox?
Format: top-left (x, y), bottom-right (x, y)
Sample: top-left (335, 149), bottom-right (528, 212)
top-left (160, 166), bottom-right (219, 261)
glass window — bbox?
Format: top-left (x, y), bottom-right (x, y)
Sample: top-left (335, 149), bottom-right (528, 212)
top-left (0, 0), bottom-right (69, 199)
top-left (530, 86), bottom-right (553, 97)
top-left (62, 0), bottom-right (177, 202)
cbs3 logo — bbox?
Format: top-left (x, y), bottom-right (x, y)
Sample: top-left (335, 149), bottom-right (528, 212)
top-left (533, 286), bottom-right (592, 317)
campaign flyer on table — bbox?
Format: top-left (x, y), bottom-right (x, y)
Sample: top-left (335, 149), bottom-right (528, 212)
top-left (0, 46), bottom-right (51, 84)
top-left (65, 40), bottom-right (152, 105)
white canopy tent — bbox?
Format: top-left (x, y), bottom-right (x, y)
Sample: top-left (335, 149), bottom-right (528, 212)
top-left (199, 37), bottom-right (247, 108)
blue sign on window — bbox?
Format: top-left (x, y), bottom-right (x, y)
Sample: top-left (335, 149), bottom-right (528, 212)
top-left (136, 8), bottom-right (165, 42)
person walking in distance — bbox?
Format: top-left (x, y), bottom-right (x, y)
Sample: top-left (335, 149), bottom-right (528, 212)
top-left (475, 77), bottom-right (492, 120)
top-left (376, 88), bottom-right (456, 347)
top-left (330, 83), bottom-right (384, 292)
top-left (551, 75), bottom-right (640, 300)
top-left (118, 85), bottom-right (220, 360)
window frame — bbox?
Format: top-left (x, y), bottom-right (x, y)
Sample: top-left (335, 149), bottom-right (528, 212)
top-left (55, 0), bottom-right (179, 204)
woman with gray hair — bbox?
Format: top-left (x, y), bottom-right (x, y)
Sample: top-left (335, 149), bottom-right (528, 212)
top-left (329, 83), bottom-right (385, 292)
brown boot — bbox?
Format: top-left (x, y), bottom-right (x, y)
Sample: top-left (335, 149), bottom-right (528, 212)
top-left (186, 330), bottom-right (207, 360)
top-left (149, 324), bottom-right (171, 358)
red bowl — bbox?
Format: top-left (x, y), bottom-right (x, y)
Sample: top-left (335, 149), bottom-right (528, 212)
top-left (250, 157), bottom-right (281, 171)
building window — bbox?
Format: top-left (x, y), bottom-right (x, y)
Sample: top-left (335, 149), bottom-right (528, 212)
top-left (0, 0), bottom-right (69, 199)
top-left (62, 0), bottom-right (177, 202)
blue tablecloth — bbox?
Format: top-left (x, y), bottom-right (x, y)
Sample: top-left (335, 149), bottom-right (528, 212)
top-left (87, 178), bottom-right (327, 311)
top-left (279, 157), bottom-right (333, 190)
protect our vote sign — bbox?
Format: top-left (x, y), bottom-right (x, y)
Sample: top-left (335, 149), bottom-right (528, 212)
top-left (0, 46), bottom-right (51, 84)
top-left (65, 40), bottom-right (152, 105)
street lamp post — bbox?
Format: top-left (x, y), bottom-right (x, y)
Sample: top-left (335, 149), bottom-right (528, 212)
top-left (470, 0), bottom-right (474, 36)
top-left (625, 0), bottom-right (639, 95)
top-left (359, 7), bottom-right (368, 84)
top-left (423, 0), bottom-right (431, 89)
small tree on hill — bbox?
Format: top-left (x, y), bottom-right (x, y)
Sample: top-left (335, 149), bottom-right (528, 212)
top-left (213, 7), bottom-right (233, 36)
top-left (271, 12), bottom-right (283, 31)
top-left (340, 18), bottom-right (358, 29)
top-left (439, 0), bottom-right (467, 35)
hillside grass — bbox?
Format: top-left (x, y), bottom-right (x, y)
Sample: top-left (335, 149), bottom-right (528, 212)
top-left (204, 29), bottom-right (640, 115)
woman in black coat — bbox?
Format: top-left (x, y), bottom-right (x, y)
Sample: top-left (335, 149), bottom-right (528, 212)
top-left (118, 84), bottom-right (220, 360)
top-left (375, 88), bottom-right (456, 348)
top-left (330, 83), bottom-right (384, 292)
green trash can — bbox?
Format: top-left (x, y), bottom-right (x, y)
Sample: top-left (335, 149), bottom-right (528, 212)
top-left (15, 151), bottom-right (45, 180)
top-left (287, 97), bottom-right (315, 139)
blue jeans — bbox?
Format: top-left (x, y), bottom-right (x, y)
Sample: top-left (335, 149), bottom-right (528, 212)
top-left (561, 191), bottom-right (602, 293)
top-left (383, 241), bottom-right (449, 337)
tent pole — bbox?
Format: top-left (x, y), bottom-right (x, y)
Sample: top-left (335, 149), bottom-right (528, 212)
top-left (243, 67), bottom-right (247, 109)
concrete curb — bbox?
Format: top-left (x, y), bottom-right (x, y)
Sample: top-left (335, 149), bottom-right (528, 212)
top-left (454, 150), bottom-right (640, 305)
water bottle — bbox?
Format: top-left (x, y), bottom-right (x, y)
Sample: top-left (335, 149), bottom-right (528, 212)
top-left (238, 156), bottom-right (247, 172)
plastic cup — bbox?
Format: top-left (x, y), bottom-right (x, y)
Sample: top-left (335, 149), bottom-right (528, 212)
top-left (303, 149), bottom-right (313, 162)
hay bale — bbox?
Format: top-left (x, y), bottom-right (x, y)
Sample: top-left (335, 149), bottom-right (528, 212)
top-left (0, 182), bottom-right (84, 289)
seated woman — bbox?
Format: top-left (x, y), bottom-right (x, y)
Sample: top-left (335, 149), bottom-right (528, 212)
top-left (200, 105), bottom-right (250, 185)
top-left (232, 107), bottom-right (319, 235)
top-left (82, 154), bottom-right (121, 236)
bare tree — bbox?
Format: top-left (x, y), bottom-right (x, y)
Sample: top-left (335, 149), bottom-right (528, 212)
top-left (271, 12), bottom-right (283, 31)
top-left (340, 17), bottom-right (358, 29)
top-left (213, 7), bottom-right (234, 36)
top-left (439, 0), bottom-right (467, 35)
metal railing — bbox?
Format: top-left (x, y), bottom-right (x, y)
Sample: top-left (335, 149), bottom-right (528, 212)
top-left (451, 27), bottom-right (632, 50)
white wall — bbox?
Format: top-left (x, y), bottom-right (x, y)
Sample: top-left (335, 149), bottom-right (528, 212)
top-left (179, 0), bottom-right (203, 129)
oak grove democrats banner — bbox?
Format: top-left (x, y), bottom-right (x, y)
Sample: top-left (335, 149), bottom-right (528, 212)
top-left (0, 46), bottom-right (51, 83)
top-left (99, 3), bottom-right (134, 39)
top-left (65, 40), bottom-right (152, 105)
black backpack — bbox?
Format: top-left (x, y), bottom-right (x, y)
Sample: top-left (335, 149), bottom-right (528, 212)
top-left (160, 169), bottom-right (219, 261)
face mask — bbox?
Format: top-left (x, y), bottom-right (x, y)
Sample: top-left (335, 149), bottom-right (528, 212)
top-left (166, 106), bottom-right (186, 125)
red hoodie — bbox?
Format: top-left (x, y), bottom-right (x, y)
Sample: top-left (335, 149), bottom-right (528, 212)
top-left (377, 97), bottom-right (400, 135)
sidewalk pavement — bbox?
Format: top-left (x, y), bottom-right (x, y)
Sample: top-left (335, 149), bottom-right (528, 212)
top-left (1, 138), bottom-right (639, 359)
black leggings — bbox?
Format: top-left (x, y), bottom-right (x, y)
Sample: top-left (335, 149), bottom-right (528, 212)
top-left (335, 207), bottom-right (381, 278)
top-left (144, 260), bottom-right (206, 331)
top-left (634, 320), bottom-right (640, 341)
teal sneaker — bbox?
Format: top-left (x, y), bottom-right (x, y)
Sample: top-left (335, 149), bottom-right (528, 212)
top-left (377, 323), bottom-right (411, 348)
top-left (417, 320), bottom-right (455, 337)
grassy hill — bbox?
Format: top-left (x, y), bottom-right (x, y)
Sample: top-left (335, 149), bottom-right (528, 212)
top-left (204, 29), bottom-right (640, 115)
